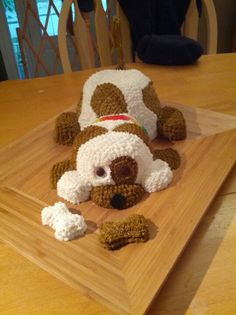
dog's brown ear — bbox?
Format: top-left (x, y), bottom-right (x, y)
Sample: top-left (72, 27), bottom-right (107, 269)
top-left (50, 159), bottom-right (74, 189)
top-left (70, 125), bottom-right (108, 168)
top-left (152, 148), bottom-right (181, 170)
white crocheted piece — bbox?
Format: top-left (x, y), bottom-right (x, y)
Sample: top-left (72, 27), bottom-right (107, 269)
top-left (93, 118), bottom-right (128, 131)
top-left (142, 159), bottom-right (173, 193)
top-left (78, 69), bottom-right (158, 140)
top-left (56, 131), bottom-right (173, 204)
top-left (41, 202), bottom-right (87, 241)
top-left (57, 171), bottom-right (91, 204)
top-left (41, 202), bottom-right (68, 227)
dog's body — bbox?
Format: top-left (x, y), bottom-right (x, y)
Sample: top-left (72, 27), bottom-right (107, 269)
top-left (79, 69), bottom-right (158, 139)
top-left (52, 69), bottom-right (186, 209)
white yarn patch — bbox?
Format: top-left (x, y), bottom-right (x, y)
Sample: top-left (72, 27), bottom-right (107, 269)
top-left (93, 118), bottom-right (128, 131)
top-left (41, 202), bottom-right (87, 241)
top-left (57, 171), bottom-right (91, 204)
top-left (142, 159), bottom-right (173, 193)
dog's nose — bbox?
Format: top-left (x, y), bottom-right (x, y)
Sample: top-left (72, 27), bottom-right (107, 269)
top-left (110, 156), bottom-right (138, 185)
top-left (110, 194), bottom-right (126, 210)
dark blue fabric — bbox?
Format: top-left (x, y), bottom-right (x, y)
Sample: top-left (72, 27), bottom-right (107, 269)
top-left (138, 35), bottom-right (203, 65)
top-left (118, 0), bottom-right (203, 65)
top-left (77, 0), bottom-right (94, 12)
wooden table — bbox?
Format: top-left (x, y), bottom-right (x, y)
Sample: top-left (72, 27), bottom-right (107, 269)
top-left (0, 53), bottom-right (236, 314)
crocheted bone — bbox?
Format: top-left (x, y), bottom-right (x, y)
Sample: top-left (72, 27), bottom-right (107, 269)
top-left (99, 214), bottom-right (149, 250)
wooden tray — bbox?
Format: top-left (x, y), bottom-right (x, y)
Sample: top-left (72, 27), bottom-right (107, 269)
top-left (0, 103), bottom-right (236, 315)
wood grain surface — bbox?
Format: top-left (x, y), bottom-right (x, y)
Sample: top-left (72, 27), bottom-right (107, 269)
top-left (0, 54), bottom-right (236, 315)
top-left (186, 198), bottom-right (236, 315)
top-left (0, 105), bottom-right (235, 314)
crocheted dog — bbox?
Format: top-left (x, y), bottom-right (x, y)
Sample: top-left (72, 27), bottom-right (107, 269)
top-left (51, 69), bottom-right (186, 209)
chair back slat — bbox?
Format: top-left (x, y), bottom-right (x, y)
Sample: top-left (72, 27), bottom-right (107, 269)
top-left (117, 2), bottom-right (132, 63)
top-left (184, 0), bottom-right (217, 54)
top-left (95, 0), bottom-right (112, 66)
top-left (58, 0), bottom-right (73, 73)
top-left (204, 0), bottom-right (217, 54)
top-left (184, 0), bottom-right (199, 41)
top-left (73, 1), bottom-right (94, 69)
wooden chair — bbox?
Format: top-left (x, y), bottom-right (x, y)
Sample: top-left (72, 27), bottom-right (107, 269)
top-left (184, 0), bottom-right (218, 54)
top-left (58, 0), bottom-right (132, 73)
top-left (58, 0), bottom-right (218, 73)
top-left (17, 0), bottom-right (62, 78)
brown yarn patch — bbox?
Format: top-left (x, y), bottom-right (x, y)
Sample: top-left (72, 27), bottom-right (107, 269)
top-left (142, 82), bottom-right (161, 115)
top-left (99, 214), bottom-right (149, 250)
top-left (110, 156), bottom-right (138, 185)
top-left (91, 83), bottom-right (128, 116)
top-left (70, 125), bottom-right (108, 168)
top-left (114, 123), bottom-right (151, 148)
top-left (157, 106), bottom-right (186, 140)
top-left (152, 148), bottom-right (181, 170)
top-left (91, 184), bottom-right (145, 209)
top-left (76, 91), bottom-right (83, 117)
top-left (50, 159), bottom-right (74, 189)
top-left (54, 112), bottom-right (80, 146)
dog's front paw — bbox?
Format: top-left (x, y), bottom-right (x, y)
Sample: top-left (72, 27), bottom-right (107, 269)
top-left (54, 112), bottom-right (80, 145)
top-left (142, 159), bottom-right (173, 193)
top-left (157, 106), bottom-right (186, 140)
top-left (57, 171), bottom-right (91, 204)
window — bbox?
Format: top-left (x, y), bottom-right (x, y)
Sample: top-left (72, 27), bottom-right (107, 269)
top-left (36, 0), bottom-right (62, 36)
top-left (3, 0), bottom-right (24, 78)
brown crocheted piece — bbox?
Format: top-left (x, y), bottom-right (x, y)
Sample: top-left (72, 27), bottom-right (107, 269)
top-left (110, 156), bottom-right (138, 185)
top-left (99, 214), bottom-right (149, 250)
top-left (71, 125), bottom-right (108, 168)
top-left (152, 148), bottom-right (181, 170)
top-left (157, 106), bottom-right (186, 140)
top-left (90, 184), bottom-right (145, 209)
top-left (76, 92), bottom-right (83, 117)
top-left (91, 83), bottom-right (128, 116)
top-left (142, 82), bottom-right (161, 116)
top-left (54, 112), bottom-right (80, 146)
top-left (114, 123), bottom-right (151, 148)
top-left (50, 159), bottom-right (74, 189)
top-left (112, 17), bottom-right (126, 70)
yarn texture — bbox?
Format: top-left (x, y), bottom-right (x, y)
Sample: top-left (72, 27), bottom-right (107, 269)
top-left (56, 121), bottom-right (173, 209)
top-left (153, 148), bottom-right (181, 170)
top-left (51, 159), bottom-right (74, 189)
top-left (41, 202), bottom-right (87, 241)
top-left (157, 106), bottom-right (186, 140)
top-left (91, 184), bottom-right (145, 209)
top-left (99, 214), bottom-right (149, 250)
top-left (79, 69), bottom-right (158, 140)
top-left (55, 112), bottom-right (80, 145)
top-left (52, 69), bottom-right (186, 210)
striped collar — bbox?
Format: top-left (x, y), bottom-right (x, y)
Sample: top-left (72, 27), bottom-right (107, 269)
top-left (94, 114), bottom-right (148, 134)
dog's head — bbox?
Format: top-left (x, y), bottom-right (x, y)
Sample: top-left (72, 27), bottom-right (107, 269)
top-left (57, 116), bottom-right (173, 209)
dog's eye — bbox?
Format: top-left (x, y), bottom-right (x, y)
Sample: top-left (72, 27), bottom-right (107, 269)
top-left (95, 167), bottom-right (106, 177)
